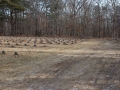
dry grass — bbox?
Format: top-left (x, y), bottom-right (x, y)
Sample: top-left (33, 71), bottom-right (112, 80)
top-left (0, 36), bottom-right (120, 90)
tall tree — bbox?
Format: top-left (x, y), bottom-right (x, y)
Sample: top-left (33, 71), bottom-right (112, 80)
top-left (0, 0), bottom-right (25, 35)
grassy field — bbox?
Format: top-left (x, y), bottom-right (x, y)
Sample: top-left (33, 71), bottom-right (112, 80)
top-left (0, 36), bottom-right (120, 90)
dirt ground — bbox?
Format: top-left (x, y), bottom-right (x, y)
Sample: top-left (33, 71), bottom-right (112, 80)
top-left (0, 36), bottom-right (120, 90)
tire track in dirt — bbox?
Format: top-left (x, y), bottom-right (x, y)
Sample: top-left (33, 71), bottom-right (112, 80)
top-left (91, 42), bottom-right (120, 90)
top-left (36, 41), bottom-right (110, 89)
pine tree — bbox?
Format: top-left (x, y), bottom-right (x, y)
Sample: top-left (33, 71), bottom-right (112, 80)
top-left (0, 0), bottom-right (24, 10)
top-left (0, 0), bottom-right (25, 35)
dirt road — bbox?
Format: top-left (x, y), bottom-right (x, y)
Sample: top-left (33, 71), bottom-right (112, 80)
top-left (0, 38), bottom-right (120, 90)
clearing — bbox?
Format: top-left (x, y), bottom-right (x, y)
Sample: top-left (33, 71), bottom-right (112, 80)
top-left (0, 36), bottom-right (120, 90)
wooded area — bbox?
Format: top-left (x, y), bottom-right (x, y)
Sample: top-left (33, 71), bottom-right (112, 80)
top-left (0, 0), bottom-right (120, 38)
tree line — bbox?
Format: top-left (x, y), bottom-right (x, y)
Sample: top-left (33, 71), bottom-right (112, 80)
top-left (0, 0), bottom-right (120, 38)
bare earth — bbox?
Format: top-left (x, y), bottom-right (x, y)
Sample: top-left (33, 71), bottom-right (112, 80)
top-left (0, 36), bottom-right (120, 90)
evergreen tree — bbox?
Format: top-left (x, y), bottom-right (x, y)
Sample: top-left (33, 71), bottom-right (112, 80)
top-left (0, 0), bottom-right (25, 35)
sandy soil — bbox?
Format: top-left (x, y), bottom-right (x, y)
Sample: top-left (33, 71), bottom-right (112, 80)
top-left (0, 36), bottom-right (120, 90)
